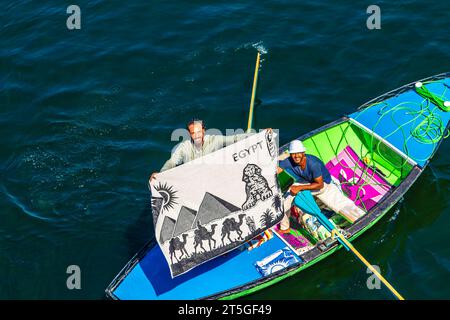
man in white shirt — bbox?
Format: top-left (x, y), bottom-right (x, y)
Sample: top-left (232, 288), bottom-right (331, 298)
top-left (150, 119), bottom-right (259, 180)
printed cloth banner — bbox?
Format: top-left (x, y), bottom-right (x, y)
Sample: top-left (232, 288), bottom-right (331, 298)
top-left (150, 130), bottom-right (284, 277)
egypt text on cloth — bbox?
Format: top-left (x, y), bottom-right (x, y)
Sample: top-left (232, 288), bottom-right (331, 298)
top-left (150, 130), bottom-right (283, 277)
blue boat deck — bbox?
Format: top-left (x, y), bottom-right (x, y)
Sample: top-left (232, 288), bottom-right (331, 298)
top-left (349, 78), bottom-right (450, 167)
top-left (112, 234), bottom-right (297, 300)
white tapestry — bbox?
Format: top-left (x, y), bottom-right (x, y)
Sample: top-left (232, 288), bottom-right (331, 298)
top-left (150, 129), bottom-right (283, 277)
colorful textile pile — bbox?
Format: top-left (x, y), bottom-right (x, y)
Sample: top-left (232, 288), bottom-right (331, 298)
top-left (325, 146), bottom-right (392, 211)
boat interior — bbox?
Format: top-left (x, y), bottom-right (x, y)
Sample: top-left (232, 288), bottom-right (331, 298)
top-left (273, 119), bottom-right (415, 255)
top-left (108, 76), bottom-right (449, 299)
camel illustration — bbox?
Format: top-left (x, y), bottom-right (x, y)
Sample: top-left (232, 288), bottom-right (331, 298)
top-left (194, 223), bottom-right (217, 253)
top-left (221, 214), bottom-right (246, 245)
top-left (195, 220), bottom-right (207, 237)
top-left (168, 234), bottom-right (189, 264)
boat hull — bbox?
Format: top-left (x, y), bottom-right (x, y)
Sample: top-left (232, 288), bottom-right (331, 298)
top-left (106, 73), bottom-right (449, 300)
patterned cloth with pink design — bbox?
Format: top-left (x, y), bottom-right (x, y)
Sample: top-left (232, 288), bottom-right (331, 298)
top-left (325, 146), bottom-right (392, 212)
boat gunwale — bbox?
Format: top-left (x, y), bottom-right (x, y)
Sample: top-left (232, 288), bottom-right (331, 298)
top-left (356, 72), bottom-right (449, 111)
top-left (105, 239), bottom-right (158, 300)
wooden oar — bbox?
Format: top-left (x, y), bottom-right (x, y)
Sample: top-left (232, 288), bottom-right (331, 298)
top-left (331, 229), bottom-right (405, 300)
top-left (295, 190), bottom-right (405, 300)
top-left (246, 51), bottom-right (261, 133)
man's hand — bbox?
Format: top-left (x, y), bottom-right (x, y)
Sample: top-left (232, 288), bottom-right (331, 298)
top-left (265, 128), bottom-right (273, 134)
top-left (276, 166), bottom-right (283, 174)
top-left (289, 184), bottom-right (304, 196)
top-left (150, 172), bottom-right (158, 181)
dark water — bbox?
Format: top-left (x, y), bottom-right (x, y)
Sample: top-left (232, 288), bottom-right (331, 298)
top-left (1, 0), bottom-right (449, 299)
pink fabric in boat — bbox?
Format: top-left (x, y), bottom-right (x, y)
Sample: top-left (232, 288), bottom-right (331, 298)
top-left (325, 146), bottom-right (392, 211)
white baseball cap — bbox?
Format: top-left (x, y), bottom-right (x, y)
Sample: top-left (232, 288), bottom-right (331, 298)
top-left (288, 140), bottom-right (306, 153)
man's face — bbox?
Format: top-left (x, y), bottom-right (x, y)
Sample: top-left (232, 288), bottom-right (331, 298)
top-left (290, 152), bottom-right (305, 165)
top-left (188, 122), bottom-right (205, 146)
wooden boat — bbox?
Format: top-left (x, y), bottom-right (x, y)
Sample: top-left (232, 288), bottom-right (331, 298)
top-left (105, 73), bottom-right (449, 300)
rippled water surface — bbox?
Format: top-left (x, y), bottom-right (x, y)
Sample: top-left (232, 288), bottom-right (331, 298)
top-left (1, 0), bottom-right (449, 299)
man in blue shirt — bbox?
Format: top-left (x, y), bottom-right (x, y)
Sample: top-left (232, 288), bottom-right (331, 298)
top-left (278, 143), bottom-right (332, 192)
top-left (277, 140), bottom-right (364, 233)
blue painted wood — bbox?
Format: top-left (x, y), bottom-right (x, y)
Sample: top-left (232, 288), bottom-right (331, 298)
top-left (113, 234), bottom-right (298, 300)
top-left (349, 78), bottom-right (450, 167)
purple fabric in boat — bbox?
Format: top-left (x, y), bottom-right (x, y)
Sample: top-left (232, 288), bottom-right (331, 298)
top-left (325, 146), bottom-right (392, 211)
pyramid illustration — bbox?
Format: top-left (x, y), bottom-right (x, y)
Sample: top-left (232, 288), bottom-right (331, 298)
top-left (192, 192), bottom-right (240, 227)
top-left (172, 206), bottom-right (197, 237)
top-left (151, 197), bottom-right (164, 229)
top-left (160, 216), bottom-right (176, 243)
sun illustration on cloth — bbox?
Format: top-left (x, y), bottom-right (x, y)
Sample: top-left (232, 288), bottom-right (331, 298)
top-left (267, 259), bottom-right (290, 274)
top-left (154, 182), bottom-right (178, 213)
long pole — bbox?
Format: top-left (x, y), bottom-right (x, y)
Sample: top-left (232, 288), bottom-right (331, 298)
top-left (246, 51), bottom-right (273, 241)
top-left (331, 229), bottom-right (405, 300)
top-left (247, 52), bottom-right (261, 133)
top-left (296, 191), bottom-right (405, 300)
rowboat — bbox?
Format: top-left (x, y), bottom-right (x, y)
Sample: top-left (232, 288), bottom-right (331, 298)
top-left (105, 72), bottom-right (449, 300)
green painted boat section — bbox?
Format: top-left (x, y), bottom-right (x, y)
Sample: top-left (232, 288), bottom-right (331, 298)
top-left (297, 121), bottom-right (413, 186)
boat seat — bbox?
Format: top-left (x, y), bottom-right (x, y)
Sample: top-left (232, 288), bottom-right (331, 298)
top-left (325, 146), bottom-right (392, 212)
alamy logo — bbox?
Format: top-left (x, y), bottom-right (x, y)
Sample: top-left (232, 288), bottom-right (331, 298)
top-left (66, 5), bottom-right (81, 30)
top-left (366, 5), bottom-right (381, 30)
top-left (366, 265), bottom-right (381, 290)
top-left (66, 265), bottom-right (81, 290)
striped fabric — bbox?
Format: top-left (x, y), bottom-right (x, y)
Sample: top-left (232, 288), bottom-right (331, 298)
top-left (325, 146), bottom-right (392, 211)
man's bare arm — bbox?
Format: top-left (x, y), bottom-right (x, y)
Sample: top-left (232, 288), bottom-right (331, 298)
top-left (289, 176), bottom-right (324, 195)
